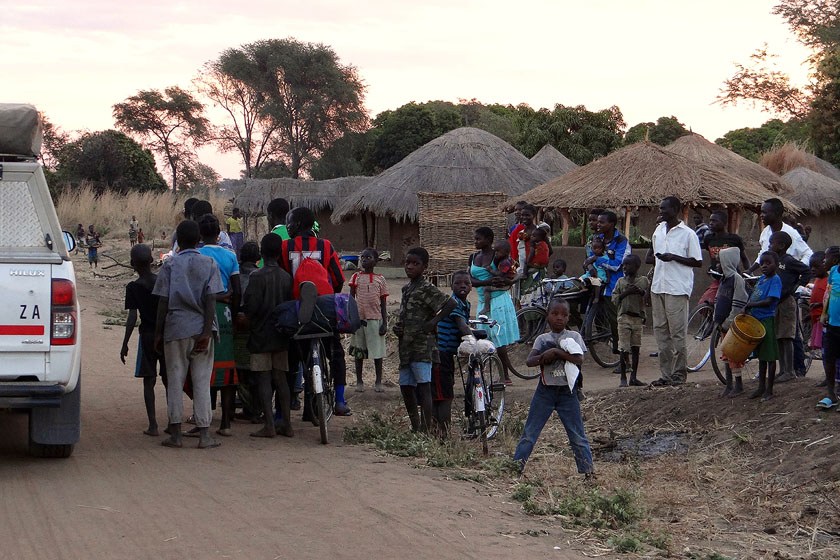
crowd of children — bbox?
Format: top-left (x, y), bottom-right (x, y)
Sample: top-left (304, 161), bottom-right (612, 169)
top-left (112, 195), bottom-right (840, 484)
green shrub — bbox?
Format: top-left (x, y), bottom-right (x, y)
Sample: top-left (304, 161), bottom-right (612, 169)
top-left (607, 534), bottom-right (642, 553)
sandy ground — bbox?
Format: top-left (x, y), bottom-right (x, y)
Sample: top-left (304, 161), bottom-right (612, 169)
top-left (0, 259), bottom-right (596, 560)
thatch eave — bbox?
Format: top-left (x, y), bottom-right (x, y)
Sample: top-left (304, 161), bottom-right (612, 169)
top-left (236, 176), bottom-right (372, 216)
top-left (781, 166), bottom-right (840, 215)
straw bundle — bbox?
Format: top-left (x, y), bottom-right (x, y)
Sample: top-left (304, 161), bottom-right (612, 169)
top-left (530, 144), bottom-right (578, 177)
top-left (781, 167), bottom-right (840, 215)
top-left (511, 141), bottom-right (798, 213)
top-left (236, 176), bottom-right (372, 216)
top-left (760, 142), bottom-right (840, 182)
top-left (332, 127), bottom-right (551, 223)
top-left (418, 192), bottom-right (507, 275)
top-left (665, 134), bottom-right (792, 195)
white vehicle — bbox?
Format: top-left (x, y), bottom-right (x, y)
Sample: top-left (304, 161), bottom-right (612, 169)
top-left (0, 104), bottom-right (81, 458)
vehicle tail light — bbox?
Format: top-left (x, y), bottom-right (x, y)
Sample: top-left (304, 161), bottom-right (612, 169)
top-left (51, 279), bottom-right (76, 345)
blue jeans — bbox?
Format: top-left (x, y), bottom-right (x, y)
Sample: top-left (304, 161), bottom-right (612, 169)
top-left (513, 383), bottom-right (594, 473)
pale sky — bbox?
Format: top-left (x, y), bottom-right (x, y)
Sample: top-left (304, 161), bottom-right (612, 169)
top-left (2, 0), bottom-right (813, 179)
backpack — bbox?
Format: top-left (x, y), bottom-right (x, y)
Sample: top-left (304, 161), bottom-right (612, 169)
top-left (272, 294), bottom-right (361, 336)
top-left (293, 256), bottom-right (332, 298)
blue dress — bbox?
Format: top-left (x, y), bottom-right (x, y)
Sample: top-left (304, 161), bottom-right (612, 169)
top-left (470, 261), bottom-right (520, 347)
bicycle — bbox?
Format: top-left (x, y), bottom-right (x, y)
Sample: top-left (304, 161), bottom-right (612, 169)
top-left (508, 278), bottom-right (619, 379)
top-left (684, 270), bottom-right (724, 374)
top-left (293, 281), bottom-right (335, 444)
top-left (457, 316), bottom-right (506, 455)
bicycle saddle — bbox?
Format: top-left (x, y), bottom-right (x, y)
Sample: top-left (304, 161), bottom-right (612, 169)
top-left (297, 281), bottom-right (318, 324)
top-left (472, 329), bottom-right (488, 340)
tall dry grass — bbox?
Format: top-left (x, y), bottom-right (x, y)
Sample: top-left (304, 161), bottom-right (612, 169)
top-left (56, 184), bottom-right (226, 240)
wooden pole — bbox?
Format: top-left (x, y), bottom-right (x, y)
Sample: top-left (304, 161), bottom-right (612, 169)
top-left (361, 210), bottom-right (369, 247)
top-left (623, 206), bottom-right (632, 240)
top-left (371, 212), bottom-right (377, 247)
top-left (560, 208), bottom-right (571, 246)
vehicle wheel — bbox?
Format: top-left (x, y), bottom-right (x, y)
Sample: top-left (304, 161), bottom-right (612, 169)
top-left (799, 312), bottom-right (814, 375)
top-left (507, 307), bottom-right (546, 380)
top-left (686, 304), bottom-right (714, 372)
top-left (481, 353), bottom-right (505, 440)
top-left (583, 302), bottom-right (620, 368)
top-left (29, 442), bottom-right (74, 459)
top-left (316, 341), bottom-right (333, 444)
top-left (709, 328), bottom-right (758, 385)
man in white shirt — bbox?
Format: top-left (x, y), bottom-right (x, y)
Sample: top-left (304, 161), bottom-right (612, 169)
top-left (645, 197), bottom-right (703, 386)
top-left (748, 198), bottom-right (813, 270)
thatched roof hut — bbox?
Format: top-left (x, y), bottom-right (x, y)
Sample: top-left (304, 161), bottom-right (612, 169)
top-left (760, 142), bottom-right (840, 182)
top-left (236, 176), bottom-right (372, 216)
top-left (781, 167), bottom-right (840, 215)
top-left (530, 144), bottom-right (578, 177)
top-left (664, 134), bottom-right (792, 195)
top-left (332, 127), bottom-right (551, 223)
top-left (513, 141), bottom-right (798, 244)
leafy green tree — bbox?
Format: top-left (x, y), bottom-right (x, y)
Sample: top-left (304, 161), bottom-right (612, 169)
top-left (516, 103), bottom-right (625, 164)
top-left (113, 86), bottom-right (209, 191)
top-left (623, 116), bottom-right (690, 146)
top-left (310, 131), bottom-right (370, 179)
top-left (53, 130), bottom-right (167, 193)
top-left (251, 159), bottom-right (294, 179)
top-left (809, 53), bottom-right (840, 164)
top-left (233, 38), bottom-right (368, 178)
top-left (715, 118), bottom-right (808, 160)
top-left (194, 52), bottom-right (283, 179)
top-left (37, 112), bottom-right (69, 172)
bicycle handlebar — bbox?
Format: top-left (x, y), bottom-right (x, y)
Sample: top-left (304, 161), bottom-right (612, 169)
top-left (469, 315), bottom-right (497, 327)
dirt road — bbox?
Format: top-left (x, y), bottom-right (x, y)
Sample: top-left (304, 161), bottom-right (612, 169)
top-left (0, 275), bottom-right (588, 560)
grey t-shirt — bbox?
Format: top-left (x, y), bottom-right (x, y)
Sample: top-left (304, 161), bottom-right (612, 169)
top-left (532, 330), bottom-right (587, 386)
top-left (152, 249), bottom-right (225, 342)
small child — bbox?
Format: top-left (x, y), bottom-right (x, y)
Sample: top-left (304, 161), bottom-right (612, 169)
top-left (234, 241), bottom-right (261, 423)
top-left (393, 247), bottom-right (457, 433)
top-left (808, 251), bottom-right (827, 354)
top-left (433, 270), bottom-right (473, 437)
top-left (611, 254), bottom-right (649, 387)
top-left (745, 251), bottom-right (782, 401)
top-left (137, 228), bottom-right (145, 244)
top-left (581, 237), bottom-right (609, 285)
top-left (520, 227), bottom-right (551, 296)
top-left (713, 247), bottom-right (749, 397)
top-left (512, 298), bottom-right (594, 477)
top-left (349, 248), bottom-right (389, 393)
top-left (478, 241), bottom-right (515, 316)
top-left (120, 244), bottom-right (167, 436)
top-left (153, 219), bottom-right (225, 449)
top-left (551, 258), bottom-right (568, 280)
top-left (243, 233), bottom-right (294, 438)
top-left (818, 247), bottom-right (840, 408)
top-left (87, 234), bottom-right (101, 269)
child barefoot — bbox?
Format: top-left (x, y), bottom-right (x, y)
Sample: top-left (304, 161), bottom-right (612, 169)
top-left (745, 252), bottom-right (782, 401)
top-left (808, 252), bottom-right (827, 356)
top-left (512, 298), bottom-right (594, 476)
top-left (393, 248), bottom-right (457, 433)
top-left (611, 254), bottom-right (649, 387)
top-left (713, 247), bottom-right (749, 397)
top-left (349, 248), bottom-right (389, 393)
top-left (478, 241), bottom-right (515, 316)
top-left (120, 244), bottom-right (167, 436)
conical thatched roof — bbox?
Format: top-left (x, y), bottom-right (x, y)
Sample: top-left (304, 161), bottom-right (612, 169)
top-left (332, 127), bottom-right (552, 223)
top-left (530, 144), bottom-right (578, 176)
top-left (760, 142), bottom-right (840, 183)
top-left (664, 134), bottom-right (792, 195)
top-left (512, 141), bottom-right (799, 212)
top-left (781, 167), bottom-right (840, 215)
top-left (236, 176), bottom-right (372, 216)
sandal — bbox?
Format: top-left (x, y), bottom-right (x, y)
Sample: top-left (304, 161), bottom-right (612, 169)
top-left (816, 397), bottom-right (838, 410)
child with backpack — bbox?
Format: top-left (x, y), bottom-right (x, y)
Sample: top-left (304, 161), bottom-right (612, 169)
top-left (280, 207), bottom-right (351, 417)
top-left (349, 248), bottom-right (389, 393)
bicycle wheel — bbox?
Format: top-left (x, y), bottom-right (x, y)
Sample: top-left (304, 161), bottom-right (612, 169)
top-left (315, 340), bottom-right (334, 444)
top-left (481, 353), bottom-right (505, 439)
top-left (583, 302), bottom-right (620, 368)
top-left (798, 307), bottom-right (814, 375)
top-left (709, 328), bottom-right (757, 385)
top-left (686, 304), bottom-right (714, 372)
top-left (506, 307), bottom-right (546, 380)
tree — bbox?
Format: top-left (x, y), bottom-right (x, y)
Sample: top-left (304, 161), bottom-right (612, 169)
top-left (251, 159), bottom-right (294, 179)
top-left (194, 53), bottom-right (283, 179)
top-left (53, 130), bottom-right (167, 193)
top-left (226, 38), bottom-right (368, 178)
top-left (624, 116), bottom-right (690, 146)
top-left (808, 53), bottom-right (840, 164)
top-left (714, 118), bottom-right (808, 161)
top-left (178, 162), bottom-right (221, 195)
top-left (113, 86), bottom-right (209, 191)
top-left (515, 103), bottom-right (625, 164)
top-left (37, 112), bottom-right (69, 172)
top-left (310, 131), bottom-right (370, 179)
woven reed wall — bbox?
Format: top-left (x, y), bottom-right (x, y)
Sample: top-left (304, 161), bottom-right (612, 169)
top-left (418, 191), bottom-right (508, 275)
